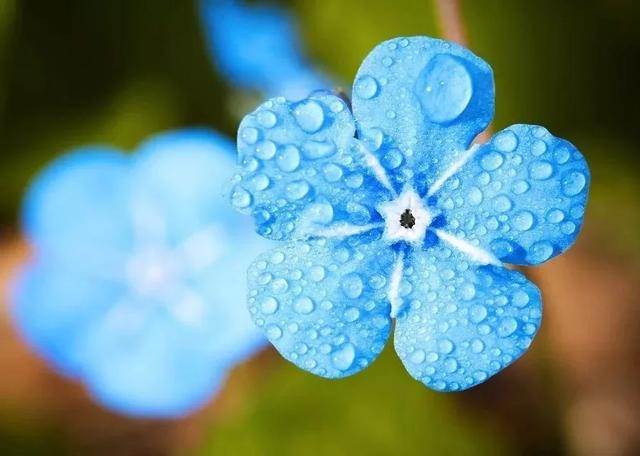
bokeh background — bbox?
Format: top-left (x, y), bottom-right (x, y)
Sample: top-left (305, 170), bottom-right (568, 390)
top-left (1, 0), bottom-right (639, 454)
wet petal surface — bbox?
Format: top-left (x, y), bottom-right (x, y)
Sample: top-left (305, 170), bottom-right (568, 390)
top-left (434, 124), bottom-right (590, 265)
top-left (247, 233), bottom-right (395, 378)
top-left (394, 245), bottom-right (542, 391)
top-left (233, 93), bottom-right (392, 240)
top-left (352, 36), bottom-right (494, 192)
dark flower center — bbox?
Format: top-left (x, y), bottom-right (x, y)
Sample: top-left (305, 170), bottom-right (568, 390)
top-left (399, 209), bottom-right (416, 229)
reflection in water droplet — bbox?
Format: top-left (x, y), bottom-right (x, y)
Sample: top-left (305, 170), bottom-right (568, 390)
top-left (293, 100), bottom-right (325, 133)
top-left (416, 54), bottom-right (473, 124)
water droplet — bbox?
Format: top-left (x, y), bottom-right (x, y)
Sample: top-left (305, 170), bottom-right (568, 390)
top-left (322, 163), bottom-right (343, 182)
top-left (513, 210), bottom-right (534, 231)
top-left (529, 241), bottom-right (554, 263)
top-left (460, 283), bottom-right (476, 301)
top-left (330, 100), bottom-right (345, 113)
top-left (382, 56), bottom-right (394, 67)
top-left (271, 278), bottom-right (289, 293)
top-left (494, 131), bottom-right (518, 152)
top-left (341, 273), bottom-right (364, 299)
top-left (257, 110), bottom-right (277, 128)
top-left (293, 100), bottom-right (325, 133)
top-left (470, 338), bottom-right (485, 353)
top-left (443, 357), bottom-right (458, 373)
top-left (493, 195), bottom-right (513, 212)
top-left (561, 170), bottom-right (586, 196)
top-left (470, 304), bottom-right (488, 323)
top-left (344, 307), bottom-right (361, 322)
top-left (531, 140), bottom-right (547, 156)
top-left (276, 145), bottom-right (301, 172)
top-left (481, 151), bottom-right (505, 171)
top-left (512, 180), bottom-right (530, 195)
top-left (410, 349), bottom-right (426, 364)
top-left (251, 173), bottom-right (270, 191)
top-left (294, 296), bottom-right (315, 314)
top-left (241, 127), bottom-right (259, 144)
top-left (529, 160), bottom-right (554, 180)
top-left (270, 251), bottom-right (285, 264)
top-left (231, 186), bottom-right (252, 208)
top-left (266, 324), bottom-right (283, 340)
top-left (439, 339), bottom-right (454, 354)
top-left (260, 297), bottom-right (279, 314)
top-left (331, 343), bottom-right (356, 371)
top-left (286, 180), bottom-right (310, 200)
top-left (554, 146), bottom-right (571, 164)
top-left (497, 317), bottom-right (518, 337)
top-left (354, 75), bottom-right (379, 99)
top-left (382, 149), bottom-right (403, 169)
top-left (361, 128), bottom-right (384, 151)
top-left (561, 221), bottom-right (576, 234)
top-left (255, 140), bottom-right (276, 160)
top-left (302, 140), bottom-right (336, 159)
top-left (416, 54), bottom-right (472, 124)
top-left (512, 290), bottom-right (530, 307)
top-left (546, 208), bottom-right (565, 224)
top-left (467, 186), bottom-right (483, 205)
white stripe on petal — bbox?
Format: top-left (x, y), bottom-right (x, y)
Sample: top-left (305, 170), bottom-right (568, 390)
top-left (355, 141), bottom-right (397, 195)
top-left (310, 222), bottom-right (383, 239)
top-left (427, 144), bottom-right (479, 197)
top-left (435, 229), bottom-right (502, 266)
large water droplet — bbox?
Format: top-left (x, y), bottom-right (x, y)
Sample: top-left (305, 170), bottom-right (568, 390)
top-left (529, 241), bottom-right (554, 263)
top-left (251, 173), bottom-right (270, 191)
top-left (470, 338), bottom-right (485, 353)
top-left (529, 160), bottom-right (554, 180)
top-left (322, 163), bottom-right (343, 182)
top-left (266, 324), bottom-right (283, 340)
top-left (467, 186), bottom-right (483, 205)
top-left (293, 100), bottom-right (325, 133)
top-left (497, 317), bottom-right (518, 337)
top-left (286, 180), bottom-right (310, 200)
top-left (470, 304), bottom-right (488, 323)
top-left (512, 290), bottom-right (530, 308)
top-left (443, 358), bottom-right (458, 373)
top-left (460, 283), bottom-right (476, 301)
top-left (344, 307), bottom-right (361, 322)
top-left (439, 339), bottom-right (454, 354)
top-left (416, 54), bottom-right (473, 124)
top-left (493, 130), bottom-right (519, 152)
top-left (255, 140), bottom-right (276, 160)
top-left (257, 110), bottom-right (277, 128)
top-left (493, 195), bottom-right (513, 213)
top-left (240, 126), bottom-right (259, 144)
top-left (481, 151), bottom-right (505, 171)
top-left (276, 145), bottom-right (301, 172)
top-left (332, 343), bottom-right (356, 371)
top-left (260, 297), bottom-right (279, 315)
top-left (561, 170), bottom-right (587, 196)
top-left (231, 186), bottom-right (252, 208)
top-left (513, 210), bottom-right (534, 231)
top-left (341, 273), bottom-right (364, 299)
top-left (410, 349), bottom-right (426, 364)
top-left (354, 75), bottom-right (379, 99)
top-left (294, 296), bottom-right (315, 314)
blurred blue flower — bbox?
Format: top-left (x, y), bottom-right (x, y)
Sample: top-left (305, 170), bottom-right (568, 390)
top-left (12, 129), bottom-right (270, 417)
top-left (200, 0), bottom-right (328, 99)
top-left (229, 36), bottom-right (590, 391)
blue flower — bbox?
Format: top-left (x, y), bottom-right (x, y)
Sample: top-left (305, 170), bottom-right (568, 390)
top-left (229, 36), bottom-right (590, 391)
top-left (12, 129), bottom-right (270, 416)
top-left (200, 0), bottom-right (328, 99)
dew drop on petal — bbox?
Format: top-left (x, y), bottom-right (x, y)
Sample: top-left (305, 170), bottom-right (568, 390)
top-left (294, 296), bottom-right (315, 314)
top-left (293, 100), bottom-right (325, 133)
top-left (416, 54), bottom-right (473, 124)
top-left (286, 180), bottom-right (310, 200)
top-left (480, 151), bottom-right (505, 171)
top-left (331, 343), bottom-right (356, 371)
top-left (561, 170), bottom-right (587, 196)
top-left (231, 186), bottom-right (252, 208)
top-left (341, 273), bottom-right (364, 299)
top-left (493, 130), bottom-right (519, 152)
top-left (260, 297), bottom-right (279, 315)
top-left (276, 145), bottom-right (301, 172)
top-left (529, 160), bottom-right (554, 180)
top-left (354, 75), bottom-right (379, 99)
top-left (497, 317), bottom-right (518, 337)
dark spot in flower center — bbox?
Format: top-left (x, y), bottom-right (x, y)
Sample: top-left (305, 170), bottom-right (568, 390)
top-left (400, 209), bottom-right (415, 229)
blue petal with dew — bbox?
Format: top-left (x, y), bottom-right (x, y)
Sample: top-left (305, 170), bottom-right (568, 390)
top-left (352, 36), bottom-right (494, 193)
top-left (247, 233), bottom-right (394, 378)
top-left (395, 245), bottom-right (542, 391)
top-left (433, 124), bottom-right (590, 265)
top-left (232, 93), bottom-right (392, 240)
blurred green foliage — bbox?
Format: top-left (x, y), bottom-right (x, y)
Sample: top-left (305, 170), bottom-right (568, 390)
top-left (199, 347), bottom-right (509, 456)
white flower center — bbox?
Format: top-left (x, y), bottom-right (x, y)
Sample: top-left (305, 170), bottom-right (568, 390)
top-left (378, 187), bottom-right (432, 244)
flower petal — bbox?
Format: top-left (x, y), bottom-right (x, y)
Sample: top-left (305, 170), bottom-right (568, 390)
top-left (352, 36), bottom-right (494, 191)
top-left (23, 149), bottom-right (133, 269)
top-left (10, 262), bottom-right (124, 377)
top-left (247, 233), bottom-right (395, 378)
top-left (131, 129), bottom-right (242, 244)
top-left (232, 93), bottom-right (393, 240)
top-left (394, 245), bottom-right (542, 391)
top-left (79, 303), bottom-right (227, 418)
top-left (434, 124), bottom-right (590, 265)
